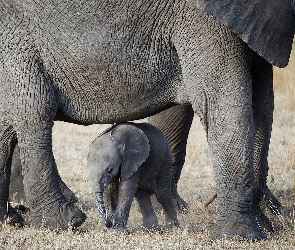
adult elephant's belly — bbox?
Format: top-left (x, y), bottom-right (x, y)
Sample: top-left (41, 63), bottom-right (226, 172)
top-left (44, 42), bottom-right (181, 125)
top-left (28, 1), bottom-right (185, 124)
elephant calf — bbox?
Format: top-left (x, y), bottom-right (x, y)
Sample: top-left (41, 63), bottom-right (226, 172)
top-left (87, 122), bottom-right (179, 231)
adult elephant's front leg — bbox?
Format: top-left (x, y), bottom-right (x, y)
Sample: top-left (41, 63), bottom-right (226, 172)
top-left (195, 74), bottom-right (256, 238)
top-left (9, 142), bottom-right (78, 205)
top-left (206, 98), bottom-right (261, 239)
top-left (10, 63), bottom-right (86, 229)
top-left (17, 120), bottom-right (86, 229)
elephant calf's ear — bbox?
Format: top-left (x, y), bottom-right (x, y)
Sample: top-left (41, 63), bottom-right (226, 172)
top-left (114, 125), bottom-right (150, 180)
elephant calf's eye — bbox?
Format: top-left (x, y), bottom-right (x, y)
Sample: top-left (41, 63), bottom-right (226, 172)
top-left (107, 168), bottom-right (113, 174)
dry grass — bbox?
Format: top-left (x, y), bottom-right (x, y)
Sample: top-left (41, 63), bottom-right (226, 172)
top-left (1, 53), bottom-right (295, 249)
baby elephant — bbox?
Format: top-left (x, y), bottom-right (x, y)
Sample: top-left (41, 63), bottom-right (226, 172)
top-left (87, 122), bottom-right (179, 231)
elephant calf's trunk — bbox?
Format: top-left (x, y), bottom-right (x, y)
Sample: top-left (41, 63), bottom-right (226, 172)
top-left (94, 191), bottom-right (107, 219)
top-left (93, 190), bottom-right (112, 228)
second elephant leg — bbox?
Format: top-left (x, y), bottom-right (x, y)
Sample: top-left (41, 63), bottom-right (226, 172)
top-left (177, 31), bottom-right (265, 239)
top-left (0, 124), bottom-right (24, 226)
top-left (148, 104), bottom-right (194, 212)
top-left (251, 53), bottom-right (280, 231)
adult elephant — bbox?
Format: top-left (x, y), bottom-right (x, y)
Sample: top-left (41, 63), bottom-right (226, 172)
top-left (0, 0), bottom-right (294, 239)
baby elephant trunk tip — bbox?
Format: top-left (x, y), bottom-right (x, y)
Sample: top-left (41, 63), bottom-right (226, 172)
top-left (105, 218), bottom-right (112, 228)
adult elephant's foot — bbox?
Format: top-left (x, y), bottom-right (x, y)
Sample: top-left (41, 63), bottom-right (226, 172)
top-left (60, 184), bottom-right (78, 204)
top-left (252, 186), bottom-right (282, 232)
top-left (0, 203), bottom-right (24, 227)
top-left (261, 187), bottom-right (282, 214)
top-left (210, 213), bottom-right (267, 240)
top-left (254, 208), bottom-right (273, 232)
top-left (31, 201), bottom-right (86, 230)
top-left (58, 179), bottom-right (78, 204)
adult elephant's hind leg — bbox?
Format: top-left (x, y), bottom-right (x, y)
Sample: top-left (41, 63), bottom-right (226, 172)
top-left (148, 105), bottom-right (194, 212)
top-left (0, 124), bottom-right (24, 226)
top-left (251, 53), bottom-right (281, 231)
top-left (176, 19), bottom-right (266, 238)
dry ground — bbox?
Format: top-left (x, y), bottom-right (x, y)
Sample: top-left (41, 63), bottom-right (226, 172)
top-left (1, 54), bottom-right (295, 249)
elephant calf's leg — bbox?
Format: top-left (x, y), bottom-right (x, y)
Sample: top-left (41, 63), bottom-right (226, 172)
top-left (155, 169), bottom-right (179, 229)
top-left (113, 174), bottom-right (139, 230)
top-left (135, 189), bottom-right (159, 230)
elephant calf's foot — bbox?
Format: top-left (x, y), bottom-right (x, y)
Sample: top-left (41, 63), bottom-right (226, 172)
top-left (141, 220), bottom-right (160, 231)
top-left (163, 219), bottom-right (179, 231)
top-left (0, 203), bottom-right (24, 227)
top-left (112, 224), bottom-right (128, 233)
top-left (31, 202), bottom-right (86, 230)
top-left (210, 213), bottom-right (266, 240)
top-left (175, 195), bottom-right (189, 213)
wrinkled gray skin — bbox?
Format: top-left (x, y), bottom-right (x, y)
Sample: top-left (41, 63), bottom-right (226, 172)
top-left (88, 122), bottom-right (178, 230)
top-left (1, 0), bottom-right (294, 239)
top-left (9, 144), bottom-right (78, 205)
